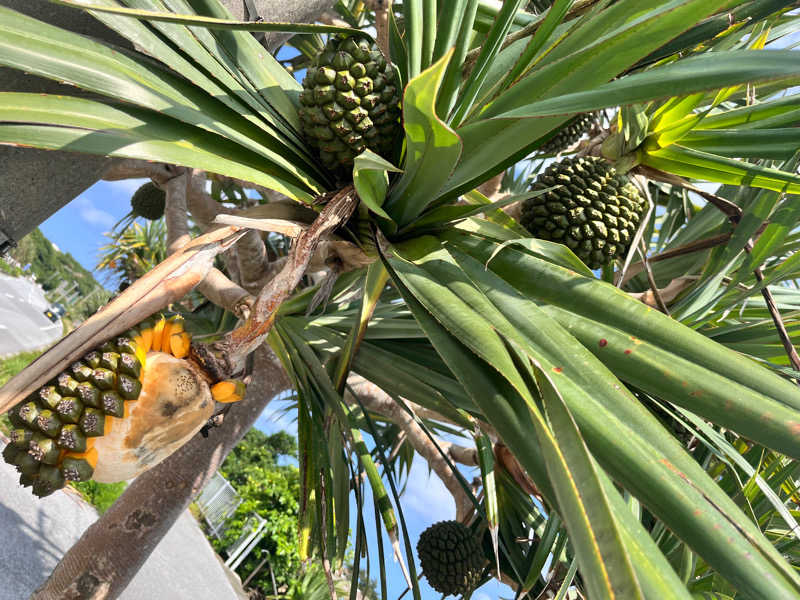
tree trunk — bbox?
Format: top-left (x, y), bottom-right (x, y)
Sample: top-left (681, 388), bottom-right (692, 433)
top-left (31, 346), bottom-right (290, 600)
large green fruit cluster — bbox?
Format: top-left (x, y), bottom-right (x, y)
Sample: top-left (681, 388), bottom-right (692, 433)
top-left (3, 333), bottom-right (144, 497)
top-left (298, 35), bottom-right (401, 175)
top-left (131, 182), bottom-right (166, 221)
top-left (521, 156), bottom-right (646, 269)
top-left (538, 112), bottom-right (598, 155)
top-left (417, 520), bottom-right (485, 596)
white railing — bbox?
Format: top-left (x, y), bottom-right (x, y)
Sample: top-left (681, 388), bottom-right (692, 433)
top-left (195, 471), bottom-right (242, 539)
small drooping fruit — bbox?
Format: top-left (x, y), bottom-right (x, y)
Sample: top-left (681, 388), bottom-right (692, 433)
top-left (2, 315), bottom-right (245, 497)
top-left (537, 112), bottom-right (599, 155)
top-left (298, 35), bottom-right (401, 175)
top-left (521, 156), bottom-right (646, 269)
top-left (130, 182), bottom-right (166, 221)
top-left (417, 520), bottom-right (485, 597)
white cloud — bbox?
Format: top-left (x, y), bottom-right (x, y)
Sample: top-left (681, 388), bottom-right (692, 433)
top-left (75, 196), bottom-right (114, 229)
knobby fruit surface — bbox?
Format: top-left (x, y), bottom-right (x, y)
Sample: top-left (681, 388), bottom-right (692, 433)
top-left (417, 520), bottom-right (485, 596)
top-left (1, 315), bottom-right (245, 497)
top-left (298, 35), bottom-right (401, 176)
top-left (130, 182), bottom-right (166, 221)
top-left (521, 156), bottom-right (646, 269)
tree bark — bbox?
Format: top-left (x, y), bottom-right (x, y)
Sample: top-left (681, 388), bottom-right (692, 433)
top-left (31, 346), bottom-right (291, 600)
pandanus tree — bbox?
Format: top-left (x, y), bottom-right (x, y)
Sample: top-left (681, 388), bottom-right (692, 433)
top-left (2, 0), bottom-right (800, 598)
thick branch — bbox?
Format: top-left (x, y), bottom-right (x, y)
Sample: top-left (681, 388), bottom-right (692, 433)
top-left (164, 171), bottom-right (254, 315)
top-left (164, 173), bottom-right (191, 255)
top-left (102, 159), bottom-right (181, 186)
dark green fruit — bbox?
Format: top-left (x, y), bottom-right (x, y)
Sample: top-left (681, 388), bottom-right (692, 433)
top-left (80, 408), bottom-right (108, 437)
top-left (298, 35), bottom-right (401, 175)
top-left (3, 443), bottom-right (20, 464)
top-left (2, 327), bottom-right (145, 497)
top-left (29, 434), bottom-right (61, 465)
top-left (33, 465), bottom-right (65, 498)
top-left (14, 451), bottom-right (41, 476)
top-left (61, 455), bottom-right (95, 482)
top-left (36, 410), bottom-right (63, 438)
top-left (58, 425), bottom-right (88, 453)
top-left (9, 428), bottom-right (33, 448)
top-left (417, 520), bottom-right (485, 596)
top-left (538, 112), bottom-right (598, 155)
top-left (521, 156), bottom-right (646, 269)
top-left (131, 182), bottom-right (166, 220)
top-left (56, 396), bottom-right (84, 424)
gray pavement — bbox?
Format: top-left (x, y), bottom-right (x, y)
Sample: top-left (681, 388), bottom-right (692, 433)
top-left (0, 444), bottom-right (240, 600)
top-left (0, 274), bottom-right (61, 358)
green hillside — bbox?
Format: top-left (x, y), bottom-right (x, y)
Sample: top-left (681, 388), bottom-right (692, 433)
top-left (7, 228), bottom-right (109, 320)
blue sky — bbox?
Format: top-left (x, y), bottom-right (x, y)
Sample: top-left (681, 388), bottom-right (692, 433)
top-left (39, 178), bottom-right (149, 288)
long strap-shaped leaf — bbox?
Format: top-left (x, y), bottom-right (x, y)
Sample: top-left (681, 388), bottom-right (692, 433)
top-left (383, 253), bottom-right (693, 599)
top-left (391, 239), bottom-right (800, 597)
top-left (641, 145), bottom-right (800, 194)
top-left (384, 51), bottom-right (463, 226)
top-left (0, 94), bottom-right (315, 202)
top-left (534, 366), bottom-right (645, 600)
top-left (542, 305), bottom-right (800, 460)
top-left (0, 6), bottom-right (323, 195)
top-left (440, 0), bottom-right (761, 199)
top-left (489, 51), bottom-right (800, 119)
top-left (46, 0), bottom-right (356, 34)
top-left (448, 232), bottom-right (800, 410)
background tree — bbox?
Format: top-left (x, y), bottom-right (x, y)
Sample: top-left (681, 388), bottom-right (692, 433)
top-left (211, 429), bottom-right (301, 595)
top-left (1, 1), bottom-right (800, 599)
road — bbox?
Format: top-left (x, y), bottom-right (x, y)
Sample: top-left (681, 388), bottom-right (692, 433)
top-left (0, 274), bottom-right (62, 358)
top-left (0, 444), bottom-right (242, 600)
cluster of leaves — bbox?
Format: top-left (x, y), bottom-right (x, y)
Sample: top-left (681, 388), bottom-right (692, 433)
top-left (210, 429), bottom-right (301, 594)
top-left (97, 219), bottom-right (167, 291)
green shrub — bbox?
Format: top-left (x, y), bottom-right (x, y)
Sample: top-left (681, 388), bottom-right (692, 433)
top-left (70, 480), bottom-right (128, 514)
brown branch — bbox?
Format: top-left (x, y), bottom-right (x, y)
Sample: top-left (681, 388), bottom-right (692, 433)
top-left (101, 159), bottom-right (183, 186)
top-left (629, 276), bottom-right (696, 309)
top-left (164, 172), bottom-right (192, 255)
top-left (745, 241), bottom-right (800, 374)
top-left (639, 241), bottom-right (670, 315)
top-left (346, 377), bottom-right (476, 521)
top-left (194, 188), bottom-right (358, 380)
top-left (365, 0), bottom-right (390, 59)
top-left (636, 166), bottom-right (742, 221)
top-left (167, 171), bottom-right (254, 315)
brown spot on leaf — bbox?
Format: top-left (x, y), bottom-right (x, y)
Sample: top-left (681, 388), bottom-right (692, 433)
top-left (161, 401), bottom-right (178, 417)
top-left (553, 367), bottom-right (563, 373)
top-left (598, 339), bottom-right (607, 347)
top-left (624, 349), bottom-right (632, 355)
